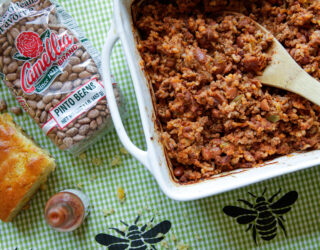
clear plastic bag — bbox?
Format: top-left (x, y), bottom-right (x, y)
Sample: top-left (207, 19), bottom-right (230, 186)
top-left (0, 0), bottom-right (125, 154)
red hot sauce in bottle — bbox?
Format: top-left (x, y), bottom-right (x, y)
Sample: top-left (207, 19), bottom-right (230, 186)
top-left (44, 189), bottom-right (90, 232)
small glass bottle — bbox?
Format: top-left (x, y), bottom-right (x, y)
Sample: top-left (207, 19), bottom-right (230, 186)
top-left (44, 189), bottom-right (90, 232)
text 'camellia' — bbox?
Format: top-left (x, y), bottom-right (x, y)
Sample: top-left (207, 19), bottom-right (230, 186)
top-left (20, 32), bottom-right (78, 94)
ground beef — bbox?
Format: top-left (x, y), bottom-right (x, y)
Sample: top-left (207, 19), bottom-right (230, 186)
top-left (133, 0), bottom-right (320, 183)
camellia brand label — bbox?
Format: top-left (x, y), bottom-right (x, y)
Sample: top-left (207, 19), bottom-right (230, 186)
top-left (15, 29), bottom-right (78, 94)
top-left (42, 78), bottom-right (105, 132)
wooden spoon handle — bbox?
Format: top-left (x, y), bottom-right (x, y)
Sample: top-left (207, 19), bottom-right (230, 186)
top-left (286, 70), bottom-right (320, 106)
top-left (257, 40), bottom-right (320, 106)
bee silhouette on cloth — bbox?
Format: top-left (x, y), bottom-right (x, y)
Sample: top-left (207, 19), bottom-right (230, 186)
top-left (95, 215), bottom-right (171, 250)
top-left (223, 188), bottom-right (298, 244)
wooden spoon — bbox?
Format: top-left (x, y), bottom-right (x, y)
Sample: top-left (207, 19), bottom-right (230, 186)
top-left (226, 11), bottom-right (320, 106)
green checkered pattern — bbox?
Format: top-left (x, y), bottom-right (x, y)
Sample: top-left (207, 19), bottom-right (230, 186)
top-left (1, 0), bottom-right (320, 249)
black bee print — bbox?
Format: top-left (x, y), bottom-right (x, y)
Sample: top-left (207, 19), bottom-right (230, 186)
top-left (223, 188), bottom-right (298, 244)
top-left (95, 215), bottom-right (172, 250)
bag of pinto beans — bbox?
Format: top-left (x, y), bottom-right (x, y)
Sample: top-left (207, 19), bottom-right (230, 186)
top-left (0, 0), bottom-right (125, 154)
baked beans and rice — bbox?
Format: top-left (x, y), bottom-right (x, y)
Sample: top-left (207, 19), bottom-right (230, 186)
top-left (133, 0), bottom-right (320, 183)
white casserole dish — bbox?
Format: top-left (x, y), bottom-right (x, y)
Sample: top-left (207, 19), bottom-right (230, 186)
top-left (101, 0), bottom-right (320, 201)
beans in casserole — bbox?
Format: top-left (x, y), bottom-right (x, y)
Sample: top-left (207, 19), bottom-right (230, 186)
top-left (134, 0), bottom-right (320, 183)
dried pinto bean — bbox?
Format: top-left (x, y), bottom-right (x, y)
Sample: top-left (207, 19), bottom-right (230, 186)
top-left (0, 99), bottom-right (7, 112)
top-left (10, 106), bottom-right (22, 115)
top-left (88, 109), bottom-right (99, 119)
top-left (79, 124), bottom-right (90, 135)
top-left (50, 81), bottom-right (63, 90)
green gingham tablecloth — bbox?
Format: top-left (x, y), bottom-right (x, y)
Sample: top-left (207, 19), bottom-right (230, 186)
top-left (1, 0), bottom-right (320, 249)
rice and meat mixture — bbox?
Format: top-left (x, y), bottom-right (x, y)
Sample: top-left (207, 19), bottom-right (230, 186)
top-left (134, 0), bottom-right (320, 183)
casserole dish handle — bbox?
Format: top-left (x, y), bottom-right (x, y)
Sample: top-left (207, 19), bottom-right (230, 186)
top-left (102, 22), bottom-right (150, 170)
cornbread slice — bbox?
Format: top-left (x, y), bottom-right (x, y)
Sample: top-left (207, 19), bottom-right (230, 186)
top-left (0, 113), bottom-right (55, 222)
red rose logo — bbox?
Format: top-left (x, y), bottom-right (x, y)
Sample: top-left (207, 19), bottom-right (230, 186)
top-left (16, 32), bottom-right (44, 58)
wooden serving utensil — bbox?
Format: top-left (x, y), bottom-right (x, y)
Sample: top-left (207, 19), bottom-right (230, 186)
top-left (227, 11), bottom-right (320, 106)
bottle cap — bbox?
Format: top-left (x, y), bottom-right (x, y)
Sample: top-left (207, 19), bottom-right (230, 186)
top-left (46, 204), bottom-right (69, 227)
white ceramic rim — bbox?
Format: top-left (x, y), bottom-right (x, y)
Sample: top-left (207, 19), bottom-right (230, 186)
top-left (101, 0), bottom-right (320, 201)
